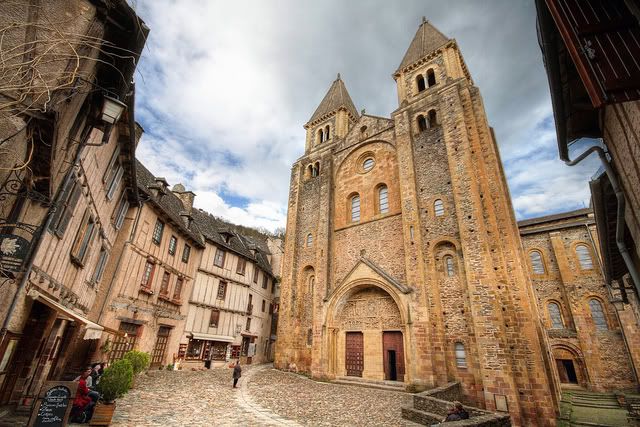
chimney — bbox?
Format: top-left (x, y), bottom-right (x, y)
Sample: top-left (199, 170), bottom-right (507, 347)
top-left (172, 183), bottom-right (196, 214)
top-left (149, 177), bottom-right (169, 198)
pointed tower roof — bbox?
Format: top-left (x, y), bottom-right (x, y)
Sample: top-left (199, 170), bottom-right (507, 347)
top-left (306, 73), bottom-right (359, 125)
top-left (396, 17), bottom-right (450, 73)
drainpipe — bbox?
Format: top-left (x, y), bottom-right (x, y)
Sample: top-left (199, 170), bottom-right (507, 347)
top-left (563, 144), bottom-right (640, 298)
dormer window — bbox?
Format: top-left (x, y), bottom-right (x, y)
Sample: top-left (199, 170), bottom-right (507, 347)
top-left (416, 74), bottom-right (426, 92)
top-left (220, 231), bottom-right (233, 244)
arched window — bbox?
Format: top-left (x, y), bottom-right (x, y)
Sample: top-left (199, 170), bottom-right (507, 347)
top-left (325, 125), bottom-right (330, 140)
top-left (588, 299), bottom-right (608, 330)
top-left (317, 129), bottom-right (323, 144)
top-left (428, 109), bottom-right (438, 128)
top-left (308, 275), bottom-right (315, 293)
top-left (378, 185), bottom-right (389, 214)
top-left (350, 194), bottom-right (361, 223)
top-left (548, 302), bottom-right (564, 329)
top-left (417, 114), bottom-right (427, 132)
top-left (454, 342), bottom-right (467, 367)
top-left (315, 161), bottom-right (320, 176)
top-left (308, 164), bottom-right (314, 178)
top-left (416, 74), bottom-right (426, 92)
top-left (529, 250), bottom-right (545, 275)
top-left (427, 69), bottom-right (436, 87)
top-left (306, 233), bottom-right (313, 247)
top-left (444, 256), bottom-right (455, 277)
top-left (576, 244), bottom-right (593, 270)
top-left (434, 199), bottom-right (445, 217)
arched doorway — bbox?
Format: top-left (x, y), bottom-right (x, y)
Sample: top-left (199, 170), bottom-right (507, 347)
top-left (552, 344), bottom-right (588, 388)
top-left (328, 285), bottom-right (406, 382)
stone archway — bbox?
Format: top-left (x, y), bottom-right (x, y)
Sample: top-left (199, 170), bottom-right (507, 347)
top-left (552, 343), bottom-right (589, 388)
top-left (326, 284), bottom-right (406, 381)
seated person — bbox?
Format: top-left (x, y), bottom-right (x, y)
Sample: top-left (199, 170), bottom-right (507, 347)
top-left (71, 367), bottom-right (96, 423)
top-left (75, 366), bottom-right (100, 402)
top-left (443, 401), bottom-right (469, 422)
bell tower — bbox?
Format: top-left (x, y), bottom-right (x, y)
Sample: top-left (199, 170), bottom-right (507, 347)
top-left (391, 18), bottom-right (558, 425)
top-left (303, 74), bottom-right (359, 153)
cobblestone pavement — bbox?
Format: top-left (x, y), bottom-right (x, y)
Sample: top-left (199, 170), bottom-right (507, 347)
top-left (110, 363), bottom-right (417, 426)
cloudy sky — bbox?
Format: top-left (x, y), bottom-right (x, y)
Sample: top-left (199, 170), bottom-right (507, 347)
top-left (131, 0), bottom-right (600, 232)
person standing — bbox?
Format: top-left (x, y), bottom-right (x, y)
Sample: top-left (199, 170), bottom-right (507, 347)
top-left (232, 360), bottom-right (242, 388)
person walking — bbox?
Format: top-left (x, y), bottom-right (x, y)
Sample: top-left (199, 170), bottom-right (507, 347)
top-left (232, 360), bottom-right (242, 388)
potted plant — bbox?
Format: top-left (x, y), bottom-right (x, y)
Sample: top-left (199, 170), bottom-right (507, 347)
top-left (90, 359), bottom-right (133, 426)
top-left (123, 350), bottom-right (151, 376)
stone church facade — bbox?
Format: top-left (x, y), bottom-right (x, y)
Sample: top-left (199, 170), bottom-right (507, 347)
top-left (276, 19), bottom-right (560, 425)
top-left (274, 18), bottom-right (640, 425)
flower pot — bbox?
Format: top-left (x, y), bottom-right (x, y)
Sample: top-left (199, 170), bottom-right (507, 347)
top-left (90, 401), bottom-right (117, 426)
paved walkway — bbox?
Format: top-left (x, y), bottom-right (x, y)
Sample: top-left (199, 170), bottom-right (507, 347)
top-left (109, 363), bottom-right (417, 426)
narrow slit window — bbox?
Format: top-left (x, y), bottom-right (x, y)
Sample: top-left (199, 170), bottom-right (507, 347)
top-left (589, 299), bottom-right (607, 330)
top-left (427, 69), bottom-right (436, 87)
top-left (351, 194), bottom-right (361, 223)
top-left (434, 199), bottom-right (445, 217)
top-left (417, 115), bottom-right (427, 132)
top-left (378, 185), bottom-right (389, 214)
top-left (455, 342), bottom-right (467, 367)
top-left (444, 256), bottom-right (455, 277)
top-left (576, 245), bottom-right (593, 270)
top-left (548, 302), bottom-right (564, 329)
top-left (529, 251), bottom-right (545, 274)
top-left (428, 110), bottom-right (438, 128)
top-left (306, 233), bottom-right (313, 247)
top-left (416, 74), bottom-right (426, 92)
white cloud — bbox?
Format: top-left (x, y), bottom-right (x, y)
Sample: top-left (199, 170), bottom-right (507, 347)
top-left (130, 0), bottom-right (599, 231)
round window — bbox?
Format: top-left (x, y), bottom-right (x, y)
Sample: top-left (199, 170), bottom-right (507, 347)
top-left (363, 158), bottom-right (374, 172)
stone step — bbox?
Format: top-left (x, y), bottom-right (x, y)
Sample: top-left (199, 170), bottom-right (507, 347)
top-left (401, 406), bottom-right (443, 426)
top-left (569, 401), bottom-right (620, 409)
top-left (333, 376), bottom-right (406, 392)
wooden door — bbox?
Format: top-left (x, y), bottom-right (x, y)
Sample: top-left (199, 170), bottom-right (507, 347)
top-left (383, 331), bottom-right (405, 381)
top-left (345, 332), bottom-right (364, 377)
top-left (151, 327), bottom-right (171, 367)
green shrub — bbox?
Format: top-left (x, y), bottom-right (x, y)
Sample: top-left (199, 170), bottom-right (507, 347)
top-left (123, 350), bottom-right (151, 375)
top-left (98, 359), bottom-right (133, 403)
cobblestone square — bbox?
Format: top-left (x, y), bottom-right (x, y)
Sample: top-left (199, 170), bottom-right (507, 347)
top-left (110, 364), bottom-right (417, 426)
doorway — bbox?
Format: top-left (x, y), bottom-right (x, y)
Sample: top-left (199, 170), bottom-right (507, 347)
top-left (382, 331), bottom-right (405, 381)
top-left (345, 332), bottom-right (363, 377)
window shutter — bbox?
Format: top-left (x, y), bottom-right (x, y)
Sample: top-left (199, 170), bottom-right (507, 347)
top-left (49, 175), bottom-right (74, 233)
top-left (106, 165), bottom-right (124, 200)
top-left (56, 180), bottom-right (82, 237)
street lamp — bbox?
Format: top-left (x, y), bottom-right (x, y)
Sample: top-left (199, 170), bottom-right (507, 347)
top-left (100, 95), bottom-right (127, 124)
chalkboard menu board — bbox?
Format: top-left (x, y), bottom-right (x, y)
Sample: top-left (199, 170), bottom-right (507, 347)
top-left (28, 381), bottom-right (78, 427)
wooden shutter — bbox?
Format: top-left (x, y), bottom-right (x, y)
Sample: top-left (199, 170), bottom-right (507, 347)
top-left (545, 0), bottom-right (640, 106)
top-left (55, 178), bottom-right (82, 237)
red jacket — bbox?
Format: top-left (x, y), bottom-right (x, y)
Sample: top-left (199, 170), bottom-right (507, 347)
top-left (74, 378), bottom-right (91, 408)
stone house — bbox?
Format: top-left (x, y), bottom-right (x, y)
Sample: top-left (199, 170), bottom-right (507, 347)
top-left (181, 209), bottom-right (277, 368)
top-left (87, 161), bottom-right (205, 369)
top-left (520, 209), bottom-right (640, 391)
top-left (276, 19), bottom-right (558, 425)
top-left (0, 0), bottom-right (147, 411)
top-left (535, 0), bottom-right (640, 310)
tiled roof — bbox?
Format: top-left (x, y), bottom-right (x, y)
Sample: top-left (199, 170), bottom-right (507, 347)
top-left (191, 209), bottom-right (274, 277)
top-left (396, 18), bottom-right (450, 73)
top-left (135, 160), bottom-right (204, 246)
top-left (307, 74), bottom-right (359, 125)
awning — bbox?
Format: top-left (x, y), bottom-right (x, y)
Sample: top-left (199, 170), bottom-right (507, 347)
top-left (241, 331), bottom-right (258, 338)
top-left (27, 289), bottom-right (104, 340)
top-left (189, 332), bottom-right (235, 343)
